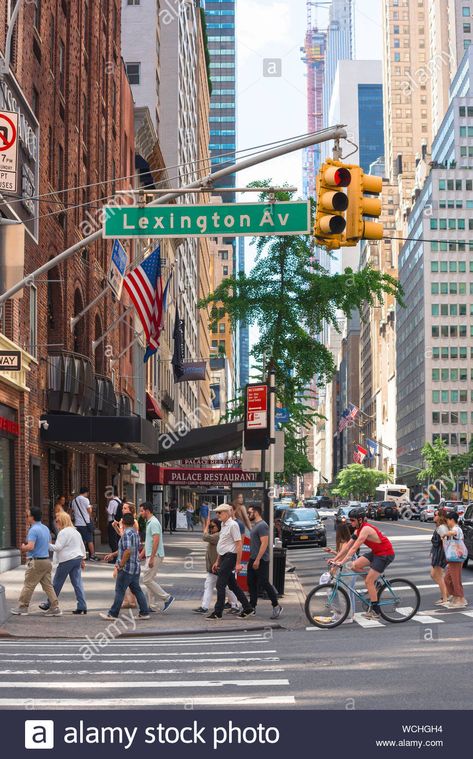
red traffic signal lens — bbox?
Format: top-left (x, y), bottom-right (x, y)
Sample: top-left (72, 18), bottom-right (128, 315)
top-left (334, 168), bottom-right (351, 187)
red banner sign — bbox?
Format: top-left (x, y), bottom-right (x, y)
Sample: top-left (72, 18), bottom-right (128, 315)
top-left (0, 416), bottom-right (19, 436)
top-left (162, 468), bottom-right (258, 485)
top-left (246, 384), bottom-right (268, 431)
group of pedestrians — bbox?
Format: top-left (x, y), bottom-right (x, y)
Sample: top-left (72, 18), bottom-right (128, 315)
top-left (430, 509), bottom-right (468, 608)
top-left (10, 492), bottom-right (281, 623)
top-left (193, 501), bottom-right (283, 621)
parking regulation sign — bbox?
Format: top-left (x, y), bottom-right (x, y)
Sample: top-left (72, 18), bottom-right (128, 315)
top-left (0, 110), bottom-right (19, 193)
top-left (108, 240), bottom-right (128, 299)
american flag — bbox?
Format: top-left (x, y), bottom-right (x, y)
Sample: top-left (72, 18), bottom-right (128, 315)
top-left (339, 403), bottom-right (359, 432)
top-left (123, 246), bottom-right (166, 362)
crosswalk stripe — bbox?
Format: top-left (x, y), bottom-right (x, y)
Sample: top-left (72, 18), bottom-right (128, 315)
top-left (0, 696), bottom-right (296, 707)
top-left (352, 612), bottom-right (385, 628)
top-left (0, 678), bottom-right (289, 690)
top-left (0, 666), bottom-right (286, 675)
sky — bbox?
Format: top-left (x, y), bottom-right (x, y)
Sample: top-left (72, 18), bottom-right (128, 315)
top-left (237, 0), bottom-right (383, 198)
top-left (235, 0), bottom-right (383, 360)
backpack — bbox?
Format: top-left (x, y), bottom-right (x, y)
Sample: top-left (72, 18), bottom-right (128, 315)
top-left (115, 498), bottom-right (123, 522)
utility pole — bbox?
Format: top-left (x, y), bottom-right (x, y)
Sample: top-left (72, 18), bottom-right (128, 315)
top-left (268, 359), bottom-right (276, 584)
top-left (0, 126), bottom-right (348, 305)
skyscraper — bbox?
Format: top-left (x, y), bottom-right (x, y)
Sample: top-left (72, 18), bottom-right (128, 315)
top-left (396, 47), bottom-right (473, 488)
top-left (204, 1), bottom-right (248, 392)
top-left (323, 0), bottom-right (354, 129)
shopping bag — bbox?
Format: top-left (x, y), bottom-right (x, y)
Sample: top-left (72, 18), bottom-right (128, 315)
top-left (443, 538), bottom-right (468, 563)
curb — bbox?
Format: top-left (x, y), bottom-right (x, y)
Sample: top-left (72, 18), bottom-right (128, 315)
top-left (0, 627), bottom-right (13, 638)
top-left (120, 622), bottom-right (284, 638)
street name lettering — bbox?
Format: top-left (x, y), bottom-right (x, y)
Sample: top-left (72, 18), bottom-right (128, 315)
top-left (104, 202), bottom-right (311, 238)
top-left (0, 350), bottom-right (21, 371)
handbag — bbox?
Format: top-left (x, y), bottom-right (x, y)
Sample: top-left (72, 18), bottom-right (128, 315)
top-left (443, 537), bottom-right (468, 563)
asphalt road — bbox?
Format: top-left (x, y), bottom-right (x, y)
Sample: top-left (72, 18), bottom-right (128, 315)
top-left (0, 517), bottom-right (472, 710)
top-left (284, 514), bottom-right (473, 709)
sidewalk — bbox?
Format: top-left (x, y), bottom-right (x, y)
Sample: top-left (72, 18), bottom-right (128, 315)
top-left (0, 530), bottom-right (307, 639)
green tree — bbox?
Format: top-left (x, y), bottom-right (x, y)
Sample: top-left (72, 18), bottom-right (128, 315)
top-left (418, 438), bottom-right (454, 485)
top-left (199, 183), bottom-right (403, 481)
top-left (332, 465), bottom-right (388, 500)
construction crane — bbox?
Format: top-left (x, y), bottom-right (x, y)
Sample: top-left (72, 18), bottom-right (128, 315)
top-left (301, 1), bottom-right (331, 200)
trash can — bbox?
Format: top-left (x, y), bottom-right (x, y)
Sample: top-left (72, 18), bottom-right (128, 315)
top-left (272, 546), bottom-right (286, 596)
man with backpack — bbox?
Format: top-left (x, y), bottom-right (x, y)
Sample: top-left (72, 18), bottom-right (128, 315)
top-left (70, 486), bottom-right (99, 561)
top-left (106, 492), bottom-right (123, 553)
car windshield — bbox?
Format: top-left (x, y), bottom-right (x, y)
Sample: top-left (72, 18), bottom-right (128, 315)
top-left (285, 509), bottom-right (318, 522)
top-left (443, 502), bottom-right (461, 510)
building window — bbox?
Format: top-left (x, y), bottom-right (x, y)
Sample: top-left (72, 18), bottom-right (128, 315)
top-left (462, 7), bottom-right (470, 17)
top-left (58, 144), bottom-right (64, 190)
top-left (34, 0), bottom-right (41, 31)
top-left (59, 40), bottom-right (65, 93)
top-left (29, 284), bottom-right (38, 359)
top-left (125, 62), bottom-right (140, 85)
top-left (127, 0), bottom-right (140, 4)
top-left (223, 266), bottom-right (228, 276)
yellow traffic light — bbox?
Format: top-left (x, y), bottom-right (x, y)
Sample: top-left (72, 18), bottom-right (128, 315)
top-left (345, 167), bottom-right (383, 244)
top-left (314, 160), bottom-right (351, 250)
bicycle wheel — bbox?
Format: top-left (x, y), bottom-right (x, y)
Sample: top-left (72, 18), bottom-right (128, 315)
top-left (305, 583), bottom-right (350, 629)
top-left (377, 578), bottom-right (420, 623)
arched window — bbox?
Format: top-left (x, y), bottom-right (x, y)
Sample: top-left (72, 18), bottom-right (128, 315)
top-left (73, 288), bottom-right (85, 355)
top-left (47, 266), bottom-right (63, 349)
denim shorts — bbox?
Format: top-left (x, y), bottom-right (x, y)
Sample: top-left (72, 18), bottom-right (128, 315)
top-left (363, 551), bottom-right (395, 573)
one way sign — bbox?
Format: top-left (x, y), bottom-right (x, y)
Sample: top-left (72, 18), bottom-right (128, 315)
top-left (0, 110), bottom-right (19, 194)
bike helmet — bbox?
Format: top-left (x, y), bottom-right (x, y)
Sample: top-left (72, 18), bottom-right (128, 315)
top-left (349, 507), bottom-right (366, 521)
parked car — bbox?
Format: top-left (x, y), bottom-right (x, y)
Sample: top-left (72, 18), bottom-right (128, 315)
top-left (399, 501), bottom-right (423, 520)
top-left (439, 500), bottom-right (467, 518)
top-left (462, 502), bottom-right (473, 568)
top-left (280, 508), bottom-right (327, 548)
top-left (367, 501), bottom-right (399, 521)
top-left (334, 505), bottom-right (357, 529)
top-left (419, 504), bottom-right (436, 521)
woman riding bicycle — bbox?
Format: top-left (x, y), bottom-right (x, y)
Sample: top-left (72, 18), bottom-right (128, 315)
top-left (330, 507), bottom-right (395, 620)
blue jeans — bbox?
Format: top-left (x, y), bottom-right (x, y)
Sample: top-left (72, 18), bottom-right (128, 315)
top-left (43, 557), bottom-right (87, 611)
top-left (109, 570), bottom-right (149, 617)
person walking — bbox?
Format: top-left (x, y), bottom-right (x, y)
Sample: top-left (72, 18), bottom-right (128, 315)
top-left (106, 492), bottom-right (123, 554)
top-left (247, 505), bottom-right (283, 619)
top-left (100, 513), bottom-right (150, 620)
top-left (139, 502), bottom-right (175, 612)
top-left (192, 518), bottom-right (221, 614)
top-left (11, 507), bottom-right (61, 616)
top-left (185, 502), bottom-right (195, 531)
top-left (199, 500), bottom-right (209, 530)
top-left (232, 494), bottom-right (251, 533)
top-left (163, 501), bottom-right (170, 533)
top-left (39, 512), bottom-right (87, 614)
top-left (431, 509), bottom-right (449, 606)
top-left (70, 487), bottom-right (99, 561)
top-left (169, 499), bottom-right (178, 533)
top-left (206, 504), bottom-right (255, 620)
top-left (443, 511), bottom-right (468, 608)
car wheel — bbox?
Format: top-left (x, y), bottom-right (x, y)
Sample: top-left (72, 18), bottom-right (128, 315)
top-left (319, 538), bottom-right (327, 548)
top-left (463, 556), bottom-right (469, 569)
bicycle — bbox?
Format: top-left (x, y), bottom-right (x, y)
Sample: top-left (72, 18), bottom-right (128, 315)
top-left (304, 563), bottom-right (421, 629)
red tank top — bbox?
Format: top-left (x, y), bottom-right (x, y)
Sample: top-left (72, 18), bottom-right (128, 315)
top-left (356, 522), bottom-right (394, 556)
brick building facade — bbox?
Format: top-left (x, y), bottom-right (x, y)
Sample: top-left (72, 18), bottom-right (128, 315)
top-left (0, 0), bottom-right (150, 568)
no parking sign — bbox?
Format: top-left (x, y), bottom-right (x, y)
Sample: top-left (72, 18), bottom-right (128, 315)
top-left (0, 110), bottom-right (18, 193)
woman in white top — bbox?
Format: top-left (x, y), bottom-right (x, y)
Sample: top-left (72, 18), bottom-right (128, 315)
top-left (39, 512), bottom-right (87, 614)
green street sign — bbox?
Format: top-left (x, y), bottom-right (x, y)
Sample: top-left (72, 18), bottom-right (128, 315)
top-left (103, 202), bottom-right (310, 239)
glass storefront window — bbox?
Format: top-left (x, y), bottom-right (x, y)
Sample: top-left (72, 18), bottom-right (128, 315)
top-left (0, 437), bottom-right (15, 549)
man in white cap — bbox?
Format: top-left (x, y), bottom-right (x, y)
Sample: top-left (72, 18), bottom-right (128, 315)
top-left (207, 504), bottom-right (255, 620)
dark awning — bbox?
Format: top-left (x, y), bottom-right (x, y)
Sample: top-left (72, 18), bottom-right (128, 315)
top-left (40, 414), bottom-right (159, 463)
top-left (143, 421), bottom-right (244, 463)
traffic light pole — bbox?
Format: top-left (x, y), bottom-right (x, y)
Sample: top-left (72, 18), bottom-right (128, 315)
top-left (0, 125), bottom-right (347, 304)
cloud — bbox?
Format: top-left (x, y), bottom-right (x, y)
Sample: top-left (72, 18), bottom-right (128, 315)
top-left (237, 0), bottom-right (293, 62)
